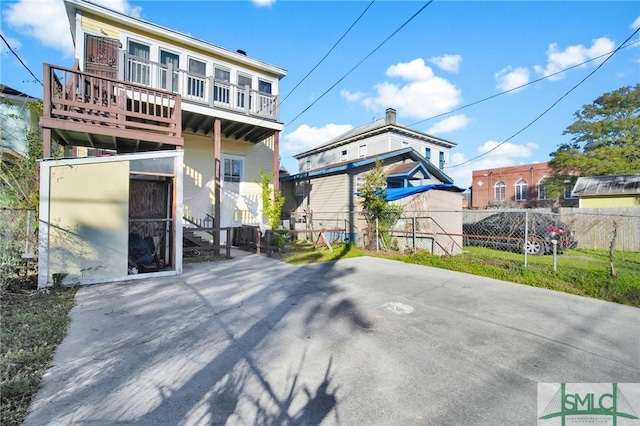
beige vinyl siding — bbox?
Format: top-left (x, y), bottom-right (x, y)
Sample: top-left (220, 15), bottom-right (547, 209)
top-left (182, 133), bottom-right (275, 224)
top-left (48, 160), bottom-right (129, 283)
top-left (580, 195), bottom-right (640, 208)
top-left (305, 174), bottom-right (349, 224)
top-left (182, 135), bottom-right (214, 218)
top-left (81, 15), bottom-right (120, 39)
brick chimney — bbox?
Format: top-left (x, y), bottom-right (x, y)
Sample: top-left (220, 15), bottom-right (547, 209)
top-left (385, 108), bottom-right (397, 124)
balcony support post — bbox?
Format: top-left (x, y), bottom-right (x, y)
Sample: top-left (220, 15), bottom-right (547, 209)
top-left (213, 118), bottom-right (222, 255)
top-left (42, 64), bottom-right (52, 158)
top-left (273, 131), bottom-right (280, 191)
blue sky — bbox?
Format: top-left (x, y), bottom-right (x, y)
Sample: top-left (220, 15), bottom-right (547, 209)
top-left (2, 0), bottom-right (639, 187)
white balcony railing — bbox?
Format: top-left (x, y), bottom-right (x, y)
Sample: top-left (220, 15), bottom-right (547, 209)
top-left (122, 53), bottom-right (279, 121)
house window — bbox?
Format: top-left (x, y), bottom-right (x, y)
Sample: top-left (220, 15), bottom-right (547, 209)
top-left (295, 181), bottom-right (305, 197)
top-left (439, 151), bottom-right (445, 169)
top-left (355, 176), bottom-right (365, 193)
top-left (341, 150), bottom-right (348, 161)
top-left (425, 147), bottom-right (431, 161)
top-left (359, 145), bottom-right (367, 158)
top-left (494, 181), bottom-right (506, 201)
top-left (258, 80), bottom-right (272, 94)
top-left (237, 74), bottom-right (252, 108)
top-left (305, 159), bottom-right (311, 171)
top-left (515, 179), bottom-right (527, 201)
top-left (127, 40), bottom-right (150, 85)
top-left (223, 156), bottom-right (243, 183)
top-left (187, 58), bottom-right (207, 98)
top-left (159, 49), bottom-right (179, 91)
top-left (402, 141), bottom-right (410, 148)
top-left (538, 178), bottom-right (548, 200)
top-left (214, 67), bottom-right (230, 103)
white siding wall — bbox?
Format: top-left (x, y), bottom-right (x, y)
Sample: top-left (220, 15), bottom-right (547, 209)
top-left (297, 134), bottom-right (451, 172)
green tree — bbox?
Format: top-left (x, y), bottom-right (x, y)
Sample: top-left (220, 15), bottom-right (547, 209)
top-left (548, 84), bottom-right (640, 196)
top-left (258, 169), bottom-right (285, 230)
top-left (359, 159), bottom-right (402, 250)
top-left (1, 99), bottom-right (44, 209)
top-left (1, 95), bottom-right (45, 282)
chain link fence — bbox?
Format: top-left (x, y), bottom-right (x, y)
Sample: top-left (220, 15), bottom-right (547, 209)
top-left (0, 207), bottom-right (38, 286)
top-left (287, 207), bottom-right (639, 266)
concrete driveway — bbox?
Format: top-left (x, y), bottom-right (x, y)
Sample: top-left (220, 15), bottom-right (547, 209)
top-left (25, 252), bottom-right (639, 425)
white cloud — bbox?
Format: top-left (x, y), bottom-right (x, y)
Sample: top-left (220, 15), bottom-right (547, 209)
top-left (3, 0), bottom-right (141, 58)
top-left (631, 16), bottom-right (640, 30)
top-left (340, 90), bottom-right (366, 102)
top-left (251, 0), bottom-right (276, 6)
top-left (494, 66), bottom-right (530, 92)
top-left (93, 0), bottom-right (141, 17)
top-left (347, 58), bottom-right (462, 120)
top-left (533, 37), bottom-right (616, 80)
top-left (426, 114), bottom-right (470, 135)
top-left (282, 123), bottom-right (353, 155)
top-left (447, 140), bottom-right (539, 188)
top-left (428, 54), bottom-right (462, 73)
top-left (386, 58), bottom-right (434, 80)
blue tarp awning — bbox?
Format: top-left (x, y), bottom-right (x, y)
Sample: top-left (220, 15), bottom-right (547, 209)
top-left (385, 184), bottom-right (465, 201)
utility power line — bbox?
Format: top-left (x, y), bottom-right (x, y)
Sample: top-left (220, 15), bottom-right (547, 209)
top-left (286, 0), bottom-right (434, 127)
top-left (408, 39), bottom-right (640, 128)
top-left (449, 26), bottom-right (640, 169)
top-left (279, 0), bottom-right (376, 108)
top-left (1, 34), bottom-right (43, 86)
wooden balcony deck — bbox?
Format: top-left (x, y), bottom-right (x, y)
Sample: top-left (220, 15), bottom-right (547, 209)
top-left (42, 63), bottom-right (183, 152)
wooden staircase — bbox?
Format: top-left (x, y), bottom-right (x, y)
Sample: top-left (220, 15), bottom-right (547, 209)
top-left (182, 215), bottom-right (232, 258)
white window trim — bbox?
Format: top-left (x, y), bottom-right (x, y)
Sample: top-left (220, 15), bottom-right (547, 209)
top-left (341, 149), bottom-right (348, 162)
top-left (515, 179), bottom-right (527, 201)
top-left (355, 175), bottom-right (365, 193)
top-left (222, 154), bottom-right (244, 184)
top-left (537, 178), bottom-right (548, 200)
top-left (258, 78), bottom-right (274, 94)
top-left (358, 144), bottom-right (367, 158)
top-left (237, 72), bottom-right (253, 88)
top-left (494, 181), bottom-right (506, 200)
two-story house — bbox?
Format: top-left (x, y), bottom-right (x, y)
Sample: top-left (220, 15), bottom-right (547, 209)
top-left (280, 108), bottom-right (462, 249)
top-left (38, 0), bottom-right (286, 287)
top-left (293, 108), bottom-right (455, 174)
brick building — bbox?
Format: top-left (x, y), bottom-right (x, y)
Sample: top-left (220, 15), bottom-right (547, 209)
top-left (469, 162), bottom-right (578, 209)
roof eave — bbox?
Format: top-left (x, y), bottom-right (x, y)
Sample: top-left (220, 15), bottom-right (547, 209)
top-left (294, 124), bottom-right (456, 159)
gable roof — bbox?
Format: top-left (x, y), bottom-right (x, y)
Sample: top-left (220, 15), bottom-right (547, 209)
top-left (282, 147), bottom-right (454, 184)
top-left (572, 174), bottom-right (640, 197)
top-left (293, 117), bottom-right (456, 159)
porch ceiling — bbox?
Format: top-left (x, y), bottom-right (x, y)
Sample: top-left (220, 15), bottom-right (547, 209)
top-left (52, 127), bottom-right (179, 153)
top-left (182, 110), bottom-right (277, 143)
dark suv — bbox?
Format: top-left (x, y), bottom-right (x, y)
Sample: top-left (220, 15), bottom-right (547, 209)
top-left (463, 212), bottom-right (575, 255)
